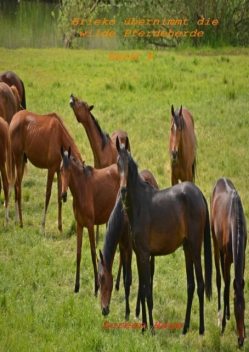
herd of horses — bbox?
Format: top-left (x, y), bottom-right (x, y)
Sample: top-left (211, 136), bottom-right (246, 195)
top-left (0, 70), bottom-right (247, 347)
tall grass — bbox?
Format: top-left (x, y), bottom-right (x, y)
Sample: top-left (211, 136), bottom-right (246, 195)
top-left (0, 48), bottom-right (249, 351)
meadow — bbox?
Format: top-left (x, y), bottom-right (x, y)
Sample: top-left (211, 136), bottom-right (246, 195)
top-left (0, 47), bottom-right (249, 351)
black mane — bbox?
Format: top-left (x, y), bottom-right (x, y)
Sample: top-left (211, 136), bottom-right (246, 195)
top-left (90, 113), bottom-right (110, 149)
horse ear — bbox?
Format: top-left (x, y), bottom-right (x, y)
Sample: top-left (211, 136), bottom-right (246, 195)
top-left (116, 136), bottom-right (121, 152)
top-left (89, 105), bottom-right (94, 111)
top-left (179, 105), bottom-right (183, 116)
top-left (171, 105), bottom-right (175, 117)
top-left (99, 249), bottom-right (105, 266)
top-left (125, 136), bottom-right (129, 151)
top-left (68, 146), bottom-right (71, 159)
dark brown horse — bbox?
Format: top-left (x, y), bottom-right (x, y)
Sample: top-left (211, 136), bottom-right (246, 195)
top-left (9, 110), bottom-right (83, 231)
top-left (0, 71), bottom-right (26, 109)
top-left (69, 94), bottom-right (130, 168)
top-left (169, 105), bottom-right (196, 185)
top-left (60, 147), bottom-right (120, 295)
top-left (0, 82), bottom-right (22, 124)
top-left (211, 178), bottom-right (247, 347)
top-left (98, 169), bottom-right (158, 320)
top-left (116, 137), bottom-right (212, 334)
top-left (0, 117), bottom-right (15, 223)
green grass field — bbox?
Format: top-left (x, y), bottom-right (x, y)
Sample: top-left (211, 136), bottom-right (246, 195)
top-left (0, 47), bottom-right (249, 351)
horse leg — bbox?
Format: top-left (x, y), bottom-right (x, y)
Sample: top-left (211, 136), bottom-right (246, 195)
top-left (41, 169), bottom-right (55, 233)
top-left (182, 245), bottom-right (195, 334)
top-left (223, 257), bottom-right (231, 326)
top-left (212, 231), bottom-right (222, 327)
top-left (88, 225), bottom-right (98, 296)
top-left (194, 256), bottom-right (205, 335)
top-left (75, 222), bottom-right (83, 293)
top-left (135, 255), bottom-right (148, 332)
top-left (115, 249), bottom-right (122, 291)
top-left (15, 158), bottom-right (25, 227)
top-left (56, 170), bottom-right (62, 232)
top-left (0, 166), bottom-right (9, 224)
top-left (122, 248), bottom-right (132, 321)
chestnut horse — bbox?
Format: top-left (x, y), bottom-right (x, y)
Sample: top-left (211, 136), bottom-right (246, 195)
top-left (0, 82), bottom-right (22, 124)
top-left (211, 178), bottom-right (247, 347)
top-left (60, 147), bottom-right (120, 295)
top-left (9, 110), bottom-right (83, 231)
top-left (0, 71), bottom-right (26, 109)
top-left (0, 117), bottom-right (15, 223)
top-left (169, 105), bottom-right (196, 185)
top-left (116, 137), bottom-right (212, 334)
top-left (98, 169), bottom-right (158, 320)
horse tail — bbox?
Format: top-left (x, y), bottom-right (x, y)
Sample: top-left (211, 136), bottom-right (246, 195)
top-left (233, 192), bottom-right (246, 279)
top-left (5, 126), bottom-right (16, 186)
top-left (203, 194), bottom-right (212, 300)
top-left (20, 79), bottom-right (26, 109)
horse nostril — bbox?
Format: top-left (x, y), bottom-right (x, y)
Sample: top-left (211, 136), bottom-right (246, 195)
top-left (102, 306), bottom-right (110, 316)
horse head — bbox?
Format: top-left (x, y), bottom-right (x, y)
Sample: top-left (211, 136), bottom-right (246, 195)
top-left (98, 249), bottom-right (113, 316)
top-left (169, 105), bottom-right (183, 163)
top-left (60, 146), bottom-right (72, 203)
top-left (116, 136), bottom-right (130, 203)
top-left (234, 278), bottom-right (245, 347)
top-left (69, 94), bottom-right (94, 123)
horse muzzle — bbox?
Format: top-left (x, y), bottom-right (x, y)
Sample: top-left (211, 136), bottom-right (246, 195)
top-left (171, 150), bottom-right (178, 163)
top-left (61, 192), bottom-right (67, 203)
top-left (102, 306), bottom-right (110, 316)
top-left (69, 94), bottom-right (75, 107)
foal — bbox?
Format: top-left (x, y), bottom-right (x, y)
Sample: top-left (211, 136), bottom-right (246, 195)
top-left (211, 178), bottom-right (247, 347)
top-left (169, 105), bottom-right (196, 185)
top-left (60, 147), bottom-right (120, 295)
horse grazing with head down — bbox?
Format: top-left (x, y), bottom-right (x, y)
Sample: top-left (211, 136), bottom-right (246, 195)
top-left (0, 82), bottom-right (22, 124)
top-left (0, 117), bottom-right (15, 223)
top-left (98, 169), bottom-right (158, 320)
top-left (0, 71), bottom-right (26, 109)
top-left (169, 105), bottom-right (196, 185)
top-left (9, 110), bottom-right (83, 231)
top-left (60, 147), bottom-right (120, 295)
top-left (116, 137), bottom-right (212, 335)
top-left (211, 178), bottom-right (247, 348)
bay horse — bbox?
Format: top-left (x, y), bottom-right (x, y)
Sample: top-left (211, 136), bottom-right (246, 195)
top-left (116, 137), bottom-right (212, 334)
top-left (0, 82), bottom-right (22, 124)
top-left (98, 169), bottom-right (158, 320)
top-left (9, 110), bottom-right (83, 231)
top-left (69, 94), bottom-right (130, 168)
top-left (169, 105), bottom-right (196, 185)
top-left (211, 178), bottom-right (247, 347)
top-left (0, 71), bottom-right (26, 109)
top-left (60, 147), bottom-right (120, 295)
top-left (0, 117), bottom-right (15, 223)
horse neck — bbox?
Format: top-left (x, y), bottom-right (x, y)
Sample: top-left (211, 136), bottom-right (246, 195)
top-left (231, 192), bottom-right (246, 282)
top-left (68, 161), bottom-right (86, 201)
top-left (82, 113), bottom-right (109, 166)
top-left (103, 197), bottom-right (124, 272)
top-left (59, 120), bottom-right (82, 161)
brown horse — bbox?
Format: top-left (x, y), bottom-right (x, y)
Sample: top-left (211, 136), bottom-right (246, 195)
top-left (0, 82), bottom-right (22, 124)
top-left (69, 94), bottom-right (130, 168)
top-left (0, 71), bottom-right (26, 109)
top-left (0, 117), bottom-right (15, 223)
top-left (116, 137), bottom-right (212, 334)
top-left (169, 105), bottom-right (196, 185)
top-left (60, 147), bottom-right (120, 295)
top-left (98, 169), bottom-right (159, 320)
top-left (9, 110), bottom-right (83, 231)
top-left (211, 178), bottom-right (247, 347)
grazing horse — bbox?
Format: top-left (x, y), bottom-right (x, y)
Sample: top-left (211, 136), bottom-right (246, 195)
top-left (116, 137), bottom-right (212, 334)
top-left (169, 105), bottom-right (196, 185)
top-left (0, 71), bottom-right (26, 109)
top-left (0, 82), bottom-right (22, 124)
top-left (211, 178), bottom-right (247, 347)
top-left (98, 170), bottom-right (159, 320)
top-left (60, 147), bottom-right (120, 295)
top-left (69, 94), bottom-right (130, 168)
top-left (9, 110), bottom-right (83, 231)
top-left (0, 117), bottom-right (15, 223)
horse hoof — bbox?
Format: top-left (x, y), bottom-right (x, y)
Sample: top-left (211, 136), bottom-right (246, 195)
top-left (115, 283), bottom-right (120, 291)
top-left (142, 324), bottom-right (147, 334)
top-left (182, 326), bottom-right (188, 335)
top-left (125, 313), bottom-right (130, 321)
top-left (199, 328), bottom-right (205, 335)
top-left (150, 327), bottom-right (155, 336)
top-left (74, 285), bottom-right (79, 293)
